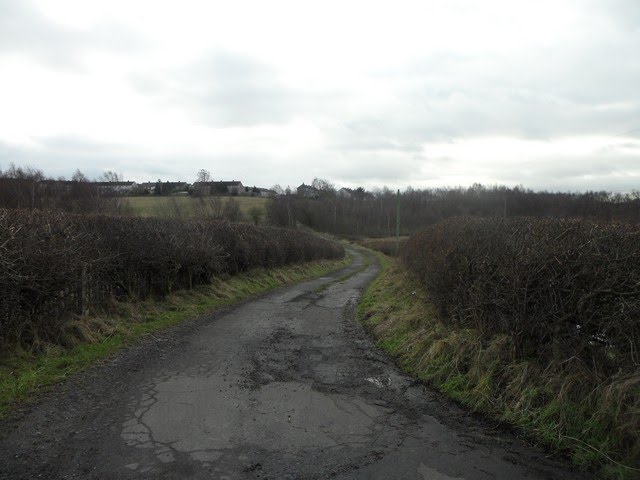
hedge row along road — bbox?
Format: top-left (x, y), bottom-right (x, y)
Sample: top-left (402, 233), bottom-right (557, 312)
top-left (0, 248), bottom-right (581, 479)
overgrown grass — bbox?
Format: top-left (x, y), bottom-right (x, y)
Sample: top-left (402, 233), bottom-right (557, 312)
top-left (0, 256), bottom-right (351, 419)
top-left (357, 258), bottom-right (640, 479)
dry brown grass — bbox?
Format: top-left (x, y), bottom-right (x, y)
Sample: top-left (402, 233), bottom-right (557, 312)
top-left (358, 258), bottom-right (640, 478)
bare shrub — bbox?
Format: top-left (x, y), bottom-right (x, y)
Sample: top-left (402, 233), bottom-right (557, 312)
top-left (402, 217), bottom-right (640, 375)
top-left (223, 197), bottom-right (242, 222)
top-left (248, 206), bottom-right (264, 226)
top-left (0, 210), bottom-right (344, 350)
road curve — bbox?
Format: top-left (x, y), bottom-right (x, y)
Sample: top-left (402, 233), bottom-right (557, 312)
top-left (0, 248), bottom-right (583, 479)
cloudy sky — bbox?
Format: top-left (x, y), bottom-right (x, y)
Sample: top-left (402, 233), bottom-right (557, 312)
top-left (1, 0), bottom-right (639, 191)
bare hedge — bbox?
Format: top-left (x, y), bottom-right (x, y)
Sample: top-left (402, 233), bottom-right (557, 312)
top-left (0, 209), bottom-right (343, 348)
top-left (402, 217), bottom-right (640, 374)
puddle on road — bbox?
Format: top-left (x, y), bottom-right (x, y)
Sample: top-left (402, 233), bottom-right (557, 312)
top-left (365, 376), bottom-right (390, 389)
top-left (122, 377), bottom-right (386, 468)
top-left (364, 370), bottom-right (414, 392)
top-left (418, 463), bottom-right (465, 479)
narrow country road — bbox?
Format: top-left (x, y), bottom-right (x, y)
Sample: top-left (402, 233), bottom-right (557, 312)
top-left (0, 248), bottom-right (583, 479)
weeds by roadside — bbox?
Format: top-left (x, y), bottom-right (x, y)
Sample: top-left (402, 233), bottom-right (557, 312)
top-left (358, 258), bottom-right (640, 479)
top-left (0, 256), bottom-right (351, 419)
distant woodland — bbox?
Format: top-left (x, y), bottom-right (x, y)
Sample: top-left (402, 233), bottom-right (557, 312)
top-left (2, 165), bottom-right (639, 236)
top-left (269, 181), bottom-right (640, 236)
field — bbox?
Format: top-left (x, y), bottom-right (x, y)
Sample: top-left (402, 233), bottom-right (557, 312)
top-left (121, 195), bottom-right (270, 221)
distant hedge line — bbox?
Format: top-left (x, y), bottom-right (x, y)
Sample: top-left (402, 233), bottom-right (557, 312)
top-left (0, 209), bottom-right (344, 348)
top-left (357, 237), bottom-right (407, 256)
top-left (402, 217), bottom-right (640, 374)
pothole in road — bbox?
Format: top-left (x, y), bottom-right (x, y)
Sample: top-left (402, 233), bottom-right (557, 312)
top-left (365, 376), bottom-right (389, 389)
top-left (122, 377), bottom-right (390, 469)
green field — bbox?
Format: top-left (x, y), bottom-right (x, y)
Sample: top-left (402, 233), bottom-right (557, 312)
top-left (121, 195), bottom-right (270, 221)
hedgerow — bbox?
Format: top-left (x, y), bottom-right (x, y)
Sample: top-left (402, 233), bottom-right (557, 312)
top-left (0, 209), bottom-right (343, 349)
top-left (360, 256), bottom-right (640, 476)
top-left (402, 217), bottom-right (640, 374)
top-left (392, 218), bottom-right (640, 473)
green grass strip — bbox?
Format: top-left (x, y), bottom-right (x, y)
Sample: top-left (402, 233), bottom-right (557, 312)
top-left (0, 256), bottom-right (351, 419)
top-left (357, 257), bottom-right (640, 480)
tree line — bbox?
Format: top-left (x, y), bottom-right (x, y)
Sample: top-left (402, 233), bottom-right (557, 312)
top-left (4, 164), bottom-right (639, 232)
top-left (268, 179), bottom-right (640, 236)
top-left (0, 164), bottom-right (128, 214)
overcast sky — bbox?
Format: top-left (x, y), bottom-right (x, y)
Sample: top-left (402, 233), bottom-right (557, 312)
top-left (1, 0), bottom-right (639, 191)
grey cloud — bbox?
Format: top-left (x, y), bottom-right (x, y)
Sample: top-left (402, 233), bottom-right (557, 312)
top-left (0, 139), bottom-right (286, 188)
top-left (184, 53), bottom-right (294, 125)
top-left (1, 141), bottom-right (99, 179)
top-left (0, 0), bottom-right (144, 70)
top-left (329, 137), bottom-right (424, 154)
top-left (454, 153), bottom-right (640, 193)
top-left (531, 173), bottom-right (640, 193)
top-left (1, 136), bottom-right (138, 180)
top-left (509, 44), bottom-right (640, 107)
top-left (131, 51), bottom-right (348, 127)
top-left (330, 150), bottom-right (428, 185)
top-left (130, 52), bottom-right (296, 126)
top-left (35, 134), bottom-right (127, 154)
top-left (367, 37), bottom-right (640, 142)
top-left (3, 2), bottom-right (639, 194)
top-left (588, 0), bottom-right (640, 31)
top-left (131, 42), bottom-right (637, 159)
top-left (338, 84), bottom-right (637, 148)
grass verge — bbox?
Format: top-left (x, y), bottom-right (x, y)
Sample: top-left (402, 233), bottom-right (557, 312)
top-left (0, 256), bottom-right (351, 419)
top-left (357, 257), bottom-right (640, 479)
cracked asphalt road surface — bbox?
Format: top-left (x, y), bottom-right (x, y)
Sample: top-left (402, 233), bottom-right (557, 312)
top-left (0, 248), bottom-right (583, 479)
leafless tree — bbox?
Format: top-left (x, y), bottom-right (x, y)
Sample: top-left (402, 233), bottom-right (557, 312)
top-left (196, 169), bottom-right (212, 183)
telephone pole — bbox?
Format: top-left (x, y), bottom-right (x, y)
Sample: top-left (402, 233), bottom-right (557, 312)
top-left (396, 189), bottom-right (400, 254)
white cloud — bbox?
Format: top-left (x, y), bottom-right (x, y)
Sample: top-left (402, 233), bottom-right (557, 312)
top-left (0, 0), bottom-right (638, 191)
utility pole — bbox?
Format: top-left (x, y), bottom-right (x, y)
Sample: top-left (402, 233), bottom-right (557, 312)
top-left (396, 189), bottom-right (400, 254)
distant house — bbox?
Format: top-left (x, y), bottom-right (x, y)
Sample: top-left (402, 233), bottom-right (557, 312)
top-left (94, 181), bottom-right (137, 195)
top-left (337, 187), bottom-right (354, 199)
top-left (258, 188), bottom-right (278, 197)
top-left (34, 180), bottom-right (137, 197)
top-left (162, 181), bottom-right (189, 194)
top-left (242, 185), bottom-right (262, 196)
top-left (136, 181), bottom-right (189, 196)
top-left (136, 182), bottom-right (157, 194)
top-left (297, 183), bottom-right (319, 198)
top-left (191, 182), bottom-right (214, 196)
top-left (220, 181), bottom-right (244, 195)
top-left (192, 180), bottom-right (244, 196)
